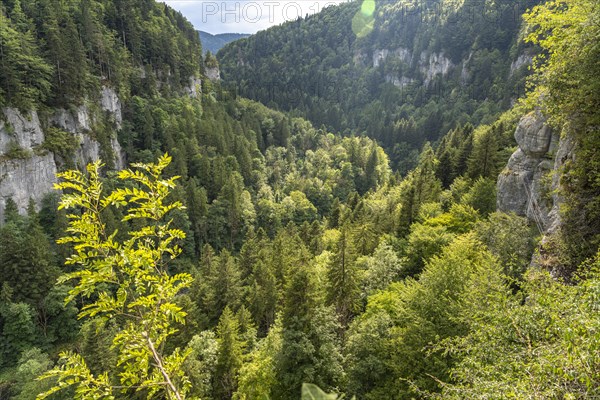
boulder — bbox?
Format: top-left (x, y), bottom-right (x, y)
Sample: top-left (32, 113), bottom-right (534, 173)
top-left (514, 112), bottom-right (554, 157)
top-left (497, 112), bottom-right (556, 231)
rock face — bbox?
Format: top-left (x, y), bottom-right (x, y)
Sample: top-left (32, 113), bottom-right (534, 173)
top-left (373, 49), bottom-right (390, 68)
top-left (370, 47), bottom-right (453, 86)
top-left (545, 131), bottom-right (575, 234)
top-left (510, 54), bottom-right (533, 75)
top-left (0, 109), bottom-right (45, 153)
top-left (0, 88), bottom-right (126, 220)
top-left (185, 76), bottom-right (204, 97)
top-left (206, 66), bottom-right (220, 81)
top-left (385, 75), bottom-right (415, 88)
top-left (497, 111), bottom-right (573, 235)
top-left (101, 86), bottom-right (123, 129)
top-left (372, 47), bottom-right (412, 68)
top-left (420, 52), bottom-right (453, 86)
top-left (0, 109), bottom-right (58, 222)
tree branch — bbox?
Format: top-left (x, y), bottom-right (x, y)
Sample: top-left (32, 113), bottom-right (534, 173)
top-left (143, 331), bottom-right (183, 400)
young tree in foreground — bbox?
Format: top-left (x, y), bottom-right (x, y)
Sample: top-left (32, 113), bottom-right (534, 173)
top-left (37, 154), bottom-right (193, 400)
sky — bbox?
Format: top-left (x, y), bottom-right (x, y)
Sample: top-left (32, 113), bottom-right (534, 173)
top-left (162, 0), bottom-right (349, 34)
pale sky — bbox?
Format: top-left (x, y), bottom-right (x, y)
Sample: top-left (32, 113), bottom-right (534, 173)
top-left (162, 0), bottom-right (349, 34)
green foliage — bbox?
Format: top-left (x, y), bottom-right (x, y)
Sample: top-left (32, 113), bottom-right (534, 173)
top-left (214, 307), bottom-right (244, 400)
top-left (301, 383), bottom-right (352, 400)
top-left (524, 0), bottom-right (600, 129)
top-left (218, 0), bottom-right (535, 169)
top-left (327, 225), bottom-right (360, 326)
top-left (0, 301), bottom-right (36, 368)
top-left (405, 222), bottom-right (454, 276)
top-left (436, 259), bottom-right (600, 399)
top-left (475, 212), bottom-right (536, 279)
top-left (234, 321), bottom-right (282, 400)
top-left (0, 6), bottom-right (52, 109)
top-left (38, 155), bottom-right (193, 399)
top-left (346, 235), bottom-right (501, 399)
top-left (0, 0), bottom-right (201, 109)
top-left (183, 331), bottom-right (218, 400)
top-left (524, 0), bottom-right (600, 267)
top-left (275, 249), bottom-right (344, 399)
top-left (0, 212), bottom-right (60, 307)
top-left (460, 177), bottom-right (497, 216)
top-left (2, 1), bottom-right (599, 400)
top-left (2, 140), bottom-right (32, 160)
top-left (397, 143), bottom-right (442, 234)
top-left (195, 249), bottom-right (243, 326)
top-left (42, 127), bottom-right (79, 165)
top-left (10, 348), bottom-right (55, 400)
top-left (358, 241), bottom-right (405, 297)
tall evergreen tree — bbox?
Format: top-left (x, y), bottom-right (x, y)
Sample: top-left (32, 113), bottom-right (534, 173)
top-left (214, 307), bottom-right (244, 400)
top-left (327, 225), bottom-right (360, 327)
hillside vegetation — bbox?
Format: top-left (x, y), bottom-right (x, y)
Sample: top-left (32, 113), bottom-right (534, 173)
top-left (0, 0), bottom-right (599, 399)
top-left (198, 31), bottom-right (250, 54)
top-left (218, 0), bottom-right (539, 171)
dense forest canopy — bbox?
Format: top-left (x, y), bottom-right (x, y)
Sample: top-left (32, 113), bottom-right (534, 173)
top-left (0, 0), bottom-right (599, 399)
top-left (217, 0), bottom-right (540, 172)
top-left (198, 31), bottom-right (250, 55)
top-left (0, 0), bottom-right (202, 110)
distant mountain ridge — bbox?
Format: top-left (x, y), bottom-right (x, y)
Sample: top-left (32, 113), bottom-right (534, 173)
top-left (198, 31), bottom-right (250, 54)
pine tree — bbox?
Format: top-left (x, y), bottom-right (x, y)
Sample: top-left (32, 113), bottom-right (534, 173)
top-left (203, 249), bottom-right (243, 325)
top-left (275, 250), bottom-right (344, 398)
top-left (3, 197), bottom-right (19, 223)
top-left (327, 225), bottom-right (360, 327)
top-left (246, 259), bottom-right (278, 335)
top-left (214, 307), bottom-right (244, 400)
top-left (467, 126), bottom-right (500, 179)
top-left (0, 8), bottom-right (52, 108)
top-left (0, 301), bottom-right (36, 368)
top-left (187, 179), bottom-right (208, 255)
top-left (0, 209), bottom-right (60, 308)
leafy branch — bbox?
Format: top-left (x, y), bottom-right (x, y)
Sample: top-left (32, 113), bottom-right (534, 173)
top-left (37, 154), bottom-right (194, 400)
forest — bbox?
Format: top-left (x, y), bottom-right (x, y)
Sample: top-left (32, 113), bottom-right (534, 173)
top-left (0, 0), bottom-right (599, 399)
top-left (217, 0), bottom-right (538, 172)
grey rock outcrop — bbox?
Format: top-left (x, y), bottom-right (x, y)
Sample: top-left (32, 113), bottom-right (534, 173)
top-left (385, 75), bottom-right (415, 89)
top-left (497, 111), bottom-right (559, 232)
top-left (373, 49), bottom-right (390, 67)
top-left (0, 109), bottom-right (45, 153)
top-left (0, 154), bottom-right (57, 223)
top-left (185, 76), bottom-right (203, 98)
top-left (101, 86), bottom-right (123, 129)
top-left (206, 67), bottom-right (220, 81)
top-left (0, 109), bottom-right (58, 222)
top-left (514, 114), bottom-right (555, 157)
top-left (546, 131), bottom-right (575, 234)
top-left (0, 88), bottom-right (126, 220)
top-left (371, 47), bottom-right (454, 86)
top-left (510, 54), bottom-right (533, 76)
top-left (420, 52), bottom-right (453, 86)
top-left (51, 97), bottom-right (124, 170)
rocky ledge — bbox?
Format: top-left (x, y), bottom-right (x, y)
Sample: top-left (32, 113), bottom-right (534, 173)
top-left (497, 111), bottom-right (575, 233)
top-left (0, 87), bottom-right (125, 221)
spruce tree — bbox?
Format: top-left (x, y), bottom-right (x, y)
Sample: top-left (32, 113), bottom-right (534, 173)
top-left (214, 307), bottom-right (244, 400)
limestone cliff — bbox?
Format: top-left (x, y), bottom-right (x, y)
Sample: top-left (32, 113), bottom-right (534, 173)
top-left (206, 66), bottom-right (221, 81)
top-left (0, 87), bottom-right (125, 221)
top-left (497, 111), bottom-right (576, 268)
top-left (369, 47), bottom-right (453, 87)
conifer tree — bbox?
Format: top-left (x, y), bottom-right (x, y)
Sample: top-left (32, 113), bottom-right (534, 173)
top-left (327, 225), bottom-right (360, 327)
top-left (202, 249), bottom-right (243, 325)
top-left (275, 250), bottom-right (344, 398)
top-left (214, 307), bottom-right (244, 400)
